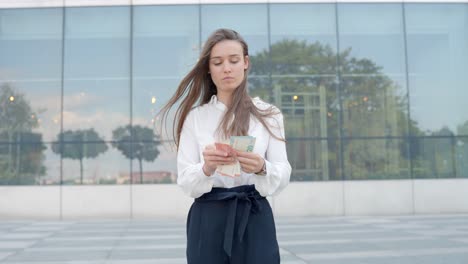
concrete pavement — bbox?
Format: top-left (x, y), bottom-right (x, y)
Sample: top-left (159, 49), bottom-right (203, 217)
top-left (0, 214), bottom-right (468, 263)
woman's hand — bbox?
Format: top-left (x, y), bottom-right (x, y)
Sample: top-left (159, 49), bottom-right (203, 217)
top-left (202, 145), bottom-right (235, 176)
top-left (236, 151), bottom-right (265, 174)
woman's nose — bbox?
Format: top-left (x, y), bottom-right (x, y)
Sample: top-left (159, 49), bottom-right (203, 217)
top-left (223, 62), bottom-right (231, 72)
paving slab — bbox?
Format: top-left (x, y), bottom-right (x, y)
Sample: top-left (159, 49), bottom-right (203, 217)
top-left (0, 214), bottom-right (468, 264)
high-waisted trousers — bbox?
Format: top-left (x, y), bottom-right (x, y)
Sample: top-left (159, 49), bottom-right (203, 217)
top-left (186, 185), bottom-right (280, 264)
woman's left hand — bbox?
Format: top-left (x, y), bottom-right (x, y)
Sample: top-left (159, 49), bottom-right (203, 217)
top-left (236, 151), bottom-right (265, 174)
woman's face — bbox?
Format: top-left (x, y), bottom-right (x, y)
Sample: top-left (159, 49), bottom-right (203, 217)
top-left (209, 40), bottom-right (249, 96)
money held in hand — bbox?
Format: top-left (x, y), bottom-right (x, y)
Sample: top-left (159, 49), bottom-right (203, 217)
top-left (215, 136), bottom-right (256, 177)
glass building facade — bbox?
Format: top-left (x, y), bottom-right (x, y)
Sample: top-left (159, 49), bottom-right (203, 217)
top-left (1, 2), bottom-right (467, 186)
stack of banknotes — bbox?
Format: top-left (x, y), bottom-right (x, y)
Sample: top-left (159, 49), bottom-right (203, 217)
top-left (215, 136), bottom-right (256, 177)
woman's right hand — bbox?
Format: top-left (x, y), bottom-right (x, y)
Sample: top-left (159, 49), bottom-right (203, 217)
top-left (202, 144), bottom-right (235, 176)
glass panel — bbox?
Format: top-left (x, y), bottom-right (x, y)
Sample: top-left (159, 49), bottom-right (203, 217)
top-left (0, 8), bottom-right (62, 142)
top-left (63, 7), bottom-right (130, 141)
top-left (133, 5), bottom-right (199, 78)
top-left (411, 137), bottom-right (456, 179)
top-left (131, 141), bottom-right (176, 184)
top-left (269, 77), bottom-right (337, 138)
top-left (406, 4), bottom-right (468, 136)
top-left (256, 76), bottom-right (341, 181)
top-left (269, 3), bottom-right (337, 75)
top-left (59, 142), bottom-right (128, 185)
top-left (341, 76), bottom-right (408, 137)
top-left (201, 4), bottom-right (268, 57)
top-left (456, 136), bottom-right (468, 178)
top-left (111, 124), bottom-right (169, 184)
top-left (344, 139), bottom-right (410, 180)
top-left (0, 142), bottom-right (57, 185)
top-left (132, 5), bottom-right (199, 180)
top-left (338, 4), bottom-right (406, 77)
top-left (288, 139), bottom-right (341, 181)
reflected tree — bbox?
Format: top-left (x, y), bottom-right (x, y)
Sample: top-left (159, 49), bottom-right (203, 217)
top-left (457, 120), bottom-right (468, 137)
top-left (456, 121), bottom-right (468, 177)
top-left (51, 129), bottom-right (108, 184)
top-left (249, 39), bottom-right (420, 180)
top-left (112, 125), bottom-right (160, 183)
top-left (0, 84), bottom-right (46, 184)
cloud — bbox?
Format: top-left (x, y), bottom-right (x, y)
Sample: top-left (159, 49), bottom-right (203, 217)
top-left (62, 110), bottom-right (128, 140)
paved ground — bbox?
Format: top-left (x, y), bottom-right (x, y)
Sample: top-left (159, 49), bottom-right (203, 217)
top-left (0, 214), bottom-right (468, 264)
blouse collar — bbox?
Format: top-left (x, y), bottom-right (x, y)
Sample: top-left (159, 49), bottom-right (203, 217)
top-left (209, 95), bottom-right (227, 111)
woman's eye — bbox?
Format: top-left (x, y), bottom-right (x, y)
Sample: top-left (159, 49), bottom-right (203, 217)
top-left (231, 60), bottom-right (239, 64)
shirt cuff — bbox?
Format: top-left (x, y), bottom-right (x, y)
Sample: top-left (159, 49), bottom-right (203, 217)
top-left (196, 163), bottom-right (214, 179)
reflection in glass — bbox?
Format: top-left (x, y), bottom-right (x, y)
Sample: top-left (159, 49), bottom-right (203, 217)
top-left (344, 139), bottom-right (410, 180)
top-left (455, 137), bottom-right (468, 178)
top-left (0, 85), bottom-right (40, 140)
top-left (287, 139), bottom-right (340, 181)
top-left (1, 3), bottom-right (467, 185)
top-left (406, 4), bottom-right (468, 136)
top-left (249, 75), bottom-right (338, 180)
top-left (270, 3), bottom-right (337, 75)
top-left (129, 140), bottom-right (177, 184)
top-left (341, 76), bottom-right (408, 137)
top-left (411, 136), bottom-right (456, 179)
top-left (132, 5), bottom-right (199, 179)
top-left (133, 5), bottom-right (199, 78)
top-left (60, 142), bottom-right (127, 185)
top-left (63, 7), bottom-right (130, 141)
top-left (338, 3), bottom-right (406, 76)
top-left (133, 4), bottom-right (198, 136)
top-left (0, 8), bottom-right (62, 142)
top-left (52, 129), bottom-right (108, 184)
top-left (0, 141), bottom-right (47, 185)
top-left (112, 125), bottom-right (161, 184)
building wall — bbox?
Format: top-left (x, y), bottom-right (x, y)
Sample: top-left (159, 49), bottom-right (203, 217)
top-left (0, 1), bottom-right (467, 217)
top-left (2, 179), bottom-right (468, 219)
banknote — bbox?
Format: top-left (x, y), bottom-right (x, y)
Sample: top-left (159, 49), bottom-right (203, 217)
top-left (230, 136), bottom-right (256, 152)
top-left (215, 136), bottom-right (256, 177)
top-left (214, 142), bottom-right (236, 157)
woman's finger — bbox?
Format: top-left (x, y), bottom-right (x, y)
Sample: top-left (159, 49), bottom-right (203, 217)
top-left (237, 156), bottom-right (257, 166)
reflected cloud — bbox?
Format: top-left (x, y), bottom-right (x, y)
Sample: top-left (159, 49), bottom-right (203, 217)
top-left (63, 110), bottom-right (128, 140)
top-left (63, 92), bottom-right (99, 110)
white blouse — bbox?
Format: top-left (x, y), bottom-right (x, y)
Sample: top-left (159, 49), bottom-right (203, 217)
top-left (177, 95), bottom-right (291, 198)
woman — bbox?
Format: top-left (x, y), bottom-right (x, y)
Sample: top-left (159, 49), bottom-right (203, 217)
top-left (159, 28), bottom-right (291, 264)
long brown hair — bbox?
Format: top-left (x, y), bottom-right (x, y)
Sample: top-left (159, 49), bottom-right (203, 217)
top-left (158, 28), bottom-right (283, 148)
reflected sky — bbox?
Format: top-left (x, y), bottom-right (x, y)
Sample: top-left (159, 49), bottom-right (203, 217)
top-left (1, 3), bottom-right (467, 184)
top-left (1, 4), bottom-right (467, 137)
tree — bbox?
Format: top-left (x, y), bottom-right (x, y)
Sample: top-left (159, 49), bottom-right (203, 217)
top-left (112, 125), bottom-right (161, 183)
top-left (457, 120), bottom-right (468, 139)
top-left (51, 129), bottom-right (108, 184)
top-left (455, 121), bottom-right (468, 177)
top-left (0, 84), bottom-right (46, 184)
top-left (249, 39), bottom-right (422, 180)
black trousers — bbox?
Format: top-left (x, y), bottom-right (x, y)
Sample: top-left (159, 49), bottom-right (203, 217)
top-left (186, 185), bottom-right (280, 264)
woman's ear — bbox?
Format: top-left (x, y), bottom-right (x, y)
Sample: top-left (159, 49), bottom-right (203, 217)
top-left (244, 55), bottom-right (250, 70)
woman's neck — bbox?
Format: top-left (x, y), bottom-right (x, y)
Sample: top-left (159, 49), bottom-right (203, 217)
top-left (217, 92), bottom-right (233, 108)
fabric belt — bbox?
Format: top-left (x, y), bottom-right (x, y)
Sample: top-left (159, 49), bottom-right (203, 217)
top-left (195, 185), bottom-right (264, 257)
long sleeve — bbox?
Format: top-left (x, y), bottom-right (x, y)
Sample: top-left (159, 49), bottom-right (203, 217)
top-left (253, 112), bottom-right (291, 197)
top-left (177, 110), bottom-right (214, 198)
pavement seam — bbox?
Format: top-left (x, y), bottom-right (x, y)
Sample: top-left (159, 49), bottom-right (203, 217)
top-left (1, 221), bottom-right (52, 262)
top-left (105, 220), bottom-right (131, 261)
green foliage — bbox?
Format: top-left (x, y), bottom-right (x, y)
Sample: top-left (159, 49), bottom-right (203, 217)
top-left (0, 85), bottom-right (46, 185)
top-left (0, 84), bottom-right (39, 132)
top-left (111, 125), bottom-right (161, 183)
top-left (51, 129), bottom-right (108, 184)
top-left (457, 120), bottom-right (468, 138)
top-left (249, 39), bottom-right (419, 180)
